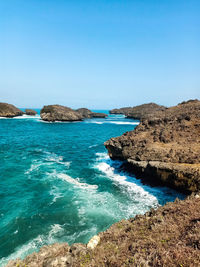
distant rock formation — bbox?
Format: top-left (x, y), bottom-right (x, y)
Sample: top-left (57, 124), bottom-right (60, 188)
top-left (76, 108), bottom-right (93, 118)
top-left (109, 103), bottom-right (166, 119)
top-left (76, 108), bottom-right (108, 119)
top-left (91, 112), bottom-right (108, 118)
top-left (125, 103), bottom-right (166, 120)
top-left (109, 107), bottom-right (132, 115)
top-left (25, 109), bottom-right (37, 116)
top-left (40, 105), bottom-right (83, 122)
top-left (105, 100), bottom-right (200, 193)
top-left (0, 103), bottom-right (23, 118)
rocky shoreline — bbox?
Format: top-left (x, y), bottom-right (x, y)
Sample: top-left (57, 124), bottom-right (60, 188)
top-left (4, 99), bottom-right (200, 266)
top-left (105, 100), bottom-right (200, 193)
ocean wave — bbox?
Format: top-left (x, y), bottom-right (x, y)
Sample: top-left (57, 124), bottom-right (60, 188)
top-left (57, 173), bottom-right (98, 190)
top-left (94, 152), bottom-right (159, 211)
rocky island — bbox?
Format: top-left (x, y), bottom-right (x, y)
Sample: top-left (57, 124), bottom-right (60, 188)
top-left (125, 103), bottom-right (166, 119)
top-left (0, 103), bottom-right (23, 118)
top-left (40, 105), bottom-right (83, 122)
top-left (109, 107), bottom-right (132, 115)
top-left (25, 109), bottom-right (37, 116)
top-left (109, 103), bottom-right (166, 119)
top-left (40, 106), bottom-right (108, 122)
top-left (76, 108), bottom-right (108, 118)
top-left (91, 112), bottom-right (108, 118)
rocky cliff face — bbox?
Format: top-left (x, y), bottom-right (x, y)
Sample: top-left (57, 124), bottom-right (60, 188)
top-left (25, 109), bottom-right (37, 115)
top-left (105, 100), bottom-right (200, 193)
top-left (7, 194), bottom-right (200, 266)
top-left (0, 103), bottom-right (23, 117)
top-left (40, 105), bottom-right (83, 122)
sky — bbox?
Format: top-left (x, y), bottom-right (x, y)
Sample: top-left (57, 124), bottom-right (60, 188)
top-left (0, 0), bottom-right (199, 109)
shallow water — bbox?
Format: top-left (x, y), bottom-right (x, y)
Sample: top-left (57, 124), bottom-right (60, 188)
top-left (0, 110), bottom-right (184, 266)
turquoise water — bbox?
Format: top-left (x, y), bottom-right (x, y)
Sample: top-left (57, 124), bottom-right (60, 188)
top-left (0, 110), bottom-right (184, 266)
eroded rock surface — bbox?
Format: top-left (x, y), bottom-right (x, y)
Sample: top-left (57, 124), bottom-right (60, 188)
top-left (40, 105), bottom-right (83, 122)
top-left (105, 100), bottom-right (200, 193)
top-left (0, 103), bottom-right (23, 118)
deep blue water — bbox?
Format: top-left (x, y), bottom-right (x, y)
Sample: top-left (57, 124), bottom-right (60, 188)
top-left (0, 110), bottom-right (184, 266)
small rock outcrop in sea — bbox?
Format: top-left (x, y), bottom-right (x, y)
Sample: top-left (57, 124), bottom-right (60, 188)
top-left (7, 194), bottom-right (200, 266)
top-left (91, 112), bottom-right (108, 118)
top-left (76, 108), bottom-right (93, 118)
top-left (25, 109), bottom-right (37, 116)
top-left (105, 99), bottom-right (200, 193)
top-left (76, 108), bottom-right (108, 119)
top-left (40, 105), bottom-right (83, 122)
top-left (0, 103), bottom-right (23, 118)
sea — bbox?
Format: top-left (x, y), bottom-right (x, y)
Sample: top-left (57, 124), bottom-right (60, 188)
top-left (0, 110), bottom-right (184, 266)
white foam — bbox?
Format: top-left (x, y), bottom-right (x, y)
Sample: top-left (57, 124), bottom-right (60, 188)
top-left (95, 152), bottom-right (109, 160)
top-left (94, 153), bottom-right (159, 212)
top-left (58, 173), bottom-right (98, 190)
top-left (13, 114), bottom-right (40, 120)
top-left (25, 152), bottom-right (71, 175)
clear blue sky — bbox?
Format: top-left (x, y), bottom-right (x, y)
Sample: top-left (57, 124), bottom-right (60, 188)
top-left (0, 0), bottom-right (199, 109)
